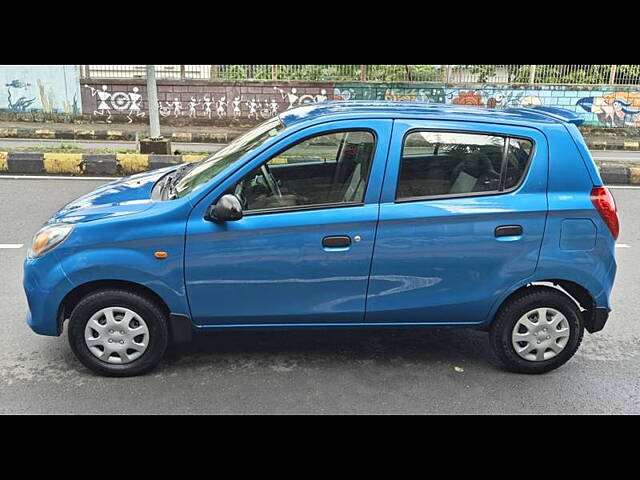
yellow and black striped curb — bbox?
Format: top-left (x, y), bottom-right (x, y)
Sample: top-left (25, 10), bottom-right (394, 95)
top-left (0, 127), bottom-right (232, 144)
top-left (0, 152), bottom-right (206, 176)
top-left (2, 125), bottom-right (639, 150)
top-left (597, 164), bottom-right (640, 185)
top-left (1, 151), bottom-right (640, 184)
top-left (585, 139), bottom-right (640, 151)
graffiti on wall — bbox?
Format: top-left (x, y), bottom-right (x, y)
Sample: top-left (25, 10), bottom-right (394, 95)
top-left (576, 92), bottom-right (640, 127)
top-left (447, 88), bottom-right (541, 109)
top-left (5, 80), bottom-right (37, 112)
top-left (81, 83), bottom-right (331, 123)
top-left (84, 85), bottom-right (145, 123)
top-left (333, 85), bottom-right (445, 103)
top-left (443, 87), bottom-right (640, 127)
top-left (0, 66), bottom-right (81, 115)
top-left (78, 79), bottom-right (640, 128)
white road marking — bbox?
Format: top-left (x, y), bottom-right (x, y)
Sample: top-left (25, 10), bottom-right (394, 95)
top-left (616, 244), bottom-right (631, 248)
top-left (608, 185), bottom-right (640, 189)
top-left (0, 175), bottom-right (117, 181)
top-left (0, 244), bottom-right (23, 249)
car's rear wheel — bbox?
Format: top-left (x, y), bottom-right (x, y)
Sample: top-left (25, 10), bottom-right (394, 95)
top-left (68, 289), bottom-right (168, 377)
top-left (489, 287), bottom-right (584, 374)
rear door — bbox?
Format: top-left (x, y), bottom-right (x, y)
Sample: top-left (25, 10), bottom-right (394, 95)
top-left (365, 120), bottom-right (549, 326)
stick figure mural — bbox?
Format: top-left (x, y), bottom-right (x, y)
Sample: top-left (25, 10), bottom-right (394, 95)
top-left (126, 87), bottom-right (145, 122)
top-left (273, 86), bottom-right (327, 110)
top-left (216, 96), bottom-right (227, 119)
top-left (315, 89), bottom-right (328, 102)
top-left (84, 84), bottom-right (145, 123)
top-left (188, 96), bottom-right (200, 118)
top-left (170, 98), bottom-right (182, 117)
top-left (203, 96), bottom-right (214, 119)
top-left (274, 86), bottom-right (299, 109)
top-left (232, 96), bottom-right (242, 120)
top-left (246, 98), bottom-right (259, 119)
top-left (85, 84), bottom-right (113, 122)
top-left (270, 98), bottom-right (279, 116)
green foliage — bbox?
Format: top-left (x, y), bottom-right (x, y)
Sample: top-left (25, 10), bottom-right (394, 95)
top-left (456, 65), bottom-right (497, 83)
top-left (532, 65), bottom-right (611, 84)
top-left (219, 65), bottom-right (248, 80)
top-left (614, 65), bottom-right (640, 84)
top-left (212, 65), bottom-right (639, 85)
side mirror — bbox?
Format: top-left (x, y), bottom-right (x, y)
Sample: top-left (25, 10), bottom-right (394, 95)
top-left (205, 194), bottom-right (243, 223)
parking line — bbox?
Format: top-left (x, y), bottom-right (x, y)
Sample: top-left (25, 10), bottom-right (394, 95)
top-left (616, 244), bottom-right (631, 248)
top-left (0, 244), bottom-right (23, 249)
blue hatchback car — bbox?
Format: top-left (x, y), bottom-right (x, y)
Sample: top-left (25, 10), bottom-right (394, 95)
top-left (23, 102), bottom-right (618, 376)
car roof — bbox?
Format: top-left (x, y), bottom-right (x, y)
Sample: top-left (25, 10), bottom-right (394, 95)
top-left (278, 101), bottom-right (582, 129)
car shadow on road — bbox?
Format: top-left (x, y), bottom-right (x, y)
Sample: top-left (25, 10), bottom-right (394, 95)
top-left (160, 326), bottom-right (501, 372)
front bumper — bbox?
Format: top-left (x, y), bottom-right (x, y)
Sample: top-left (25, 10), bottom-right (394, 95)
top-left (23, 253), bottom-right (75, 336)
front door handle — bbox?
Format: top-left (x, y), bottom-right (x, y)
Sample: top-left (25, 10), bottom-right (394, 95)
top-left (322, 235), bottom-right (351, 248)
top-left (495, 225), bottom-right (523, 237)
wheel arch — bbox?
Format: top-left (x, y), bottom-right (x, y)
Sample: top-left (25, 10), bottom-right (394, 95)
top-left (57, 279), bottom-right (192, 342)
top-left (490, 279), bottom-right (600, 333)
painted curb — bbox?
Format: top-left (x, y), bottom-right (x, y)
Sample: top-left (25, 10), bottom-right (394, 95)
top-left (0, 152), bottom-right (206, 176)
top-left (1, 151), bottom-right (639, 185)
top-left (0, 126), bottom-right (633, 150)
top-left (584, 139), bottom-right (640, 151)
top-left (0, 126), bottom-right (231, 144)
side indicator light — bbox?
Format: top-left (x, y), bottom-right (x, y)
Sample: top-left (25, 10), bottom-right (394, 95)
top-left (154, 251), bottom-right (169, 259)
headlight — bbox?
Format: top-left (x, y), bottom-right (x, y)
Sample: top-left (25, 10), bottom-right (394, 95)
top-left (27, 223), bottom-right (75, 259)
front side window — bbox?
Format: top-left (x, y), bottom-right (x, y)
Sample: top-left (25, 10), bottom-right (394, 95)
top-left (397, 131), bottom-right (533, 201)
top-left (230, 130), bottom-right (375, 213)
top-left (174, 116), bottom-right (284, 198)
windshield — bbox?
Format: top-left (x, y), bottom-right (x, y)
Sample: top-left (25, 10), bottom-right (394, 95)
top-left (173, 116), bottom-right (284, 198)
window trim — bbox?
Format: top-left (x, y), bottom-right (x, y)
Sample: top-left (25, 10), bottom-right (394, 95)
top-left (233, 127), bottom-right (378, 216)
top-left (394, 128), bottom-right (536, 204)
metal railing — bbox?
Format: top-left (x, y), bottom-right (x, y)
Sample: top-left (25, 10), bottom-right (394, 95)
top-left (81, 65), bottom-right (640, 86)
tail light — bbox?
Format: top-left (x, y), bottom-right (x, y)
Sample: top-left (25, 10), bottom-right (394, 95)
top-left (591, 186), bottom-right (619, 240)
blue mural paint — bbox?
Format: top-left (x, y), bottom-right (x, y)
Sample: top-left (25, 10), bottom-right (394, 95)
top-left (0, 65), bottom-right (82, 114)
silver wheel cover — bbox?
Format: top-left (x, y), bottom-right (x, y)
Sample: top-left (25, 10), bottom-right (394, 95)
top-left (511, 307), bottom-right (571, 362)
top-left (84, 307), bottom-right (150, 364)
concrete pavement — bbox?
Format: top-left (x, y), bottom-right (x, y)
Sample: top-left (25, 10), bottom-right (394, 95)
top-left (0, 177), bottom-right (638, 414)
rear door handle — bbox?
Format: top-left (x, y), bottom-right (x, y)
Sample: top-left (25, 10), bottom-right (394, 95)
top-left (322, 235), bottom-right (351, 248)
top-left (495, 225), bottom-right (523, 237)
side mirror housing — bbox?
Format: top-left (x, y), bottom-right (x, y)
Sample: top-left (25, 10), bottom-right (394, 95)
top-left (205, 194), bottom-right (243, 223)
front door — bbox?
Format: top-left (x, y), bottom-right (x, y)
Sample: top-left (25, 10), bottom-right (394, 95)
top-left (185, 120), bottom-right (393, 326)
top-left (365, 120), bottom-right (549, 326)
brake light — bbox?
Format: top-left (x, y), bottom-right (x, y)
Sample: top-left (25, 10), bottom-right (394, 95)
top-left (590, 186), bottom-right (619, 240)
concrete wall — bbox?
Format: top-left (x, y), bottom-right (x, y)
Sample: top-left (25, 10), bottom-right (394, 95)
top-left (333, 83), bottom-right (640, 128)
top-left (78, 79), bottom-right (640, 129)
top-left (81, 80), bottom-right (332, 125)
top-left (0, 65), bottom-right (81, 114)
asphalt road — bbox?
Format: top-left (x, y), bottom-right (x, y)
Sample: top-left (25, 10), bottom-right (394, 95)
top-left (0, 178), bottom-right (638, 414)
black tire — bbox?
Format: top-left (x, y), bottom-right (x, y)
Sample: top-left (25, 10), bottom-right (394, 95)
top-left (489, 286), bottom-right (584, 374)
top-left (68, 289), bottom-right (169, 377)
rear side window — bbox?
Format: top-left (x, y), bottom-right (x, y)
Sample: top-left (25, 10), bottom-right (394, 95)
top-left (504, 138), bottom-right (533, 190)
top-left (397, 131), bottom-right (533, 201)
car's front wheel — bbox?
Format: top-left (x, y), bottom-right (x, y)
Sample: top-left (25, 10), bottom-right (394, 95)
top-left (68, 289), bottom-right (168, 377)
top-left (489, 287), bottom-right (584, 374)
